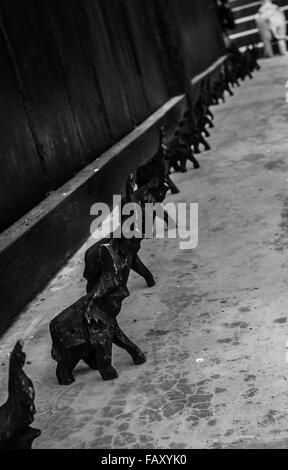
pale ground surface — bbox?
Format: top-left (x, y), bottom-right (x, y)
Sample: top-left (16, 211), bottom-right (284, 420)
top-left (1, 56), bottom-right (288, 449)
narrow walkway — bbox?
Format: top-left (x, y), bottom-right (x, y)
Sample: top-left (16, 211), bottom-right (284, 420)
top-left (1, 57), bottom-right (288, 449)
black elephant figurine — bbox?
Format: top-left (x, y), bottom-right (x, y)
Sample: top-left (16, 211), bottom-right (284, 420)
top-left (176, 110), bottom-right (211, 154)
top-left (50, 244), bottom-right (146, 386)
top-left (136, 128), bottom-right (180, 195)
top-left (84, 236), bottom-right (155, 294)
top-left (166, 134), bottom-right (200, 173)
top-left (0, 341), bottom-right (41, 449)
top-left (84, 175), bottom-right (156, 294)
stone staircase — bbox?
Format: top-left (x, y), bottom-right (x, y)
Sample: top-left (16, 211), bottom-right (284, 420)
top-left (228, 0), bottom-right (288, 51)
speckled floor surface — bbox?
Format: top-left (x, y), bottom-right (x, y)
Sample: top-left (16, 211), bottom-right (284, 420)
top-left (1, 56), bottom-right (288, 449)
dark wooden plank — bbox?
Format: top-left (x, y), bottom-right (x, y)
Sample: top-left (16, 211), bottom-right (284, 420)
top-left (32, 0), bottom-right (113, 165)
top-left (1, 0), bottom-right (88, 188)
top-left (173, 0), bottom-right (225, 79)
top-left (97, 0), bottom-right (150, 127)
top-left (118, 0), bottom-right (170, 112)
top-left (0, 15), bottom-right (47, 232)
top-left (81, 0), bottom-right (134, 141)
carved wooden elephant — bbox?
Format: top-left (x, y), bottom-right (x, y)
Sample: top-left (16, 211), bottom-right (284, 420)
top-left (166, 135), bottom-right (200, 173)
top-left (50, 295), bottom-right (146, 386)
top-left (84, 236), bottom-right (155, 295)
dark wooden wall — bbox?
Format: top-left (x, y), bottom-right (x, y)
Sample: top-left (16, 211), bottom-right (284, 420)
top-left (0, 0), bottom-right (224, 233)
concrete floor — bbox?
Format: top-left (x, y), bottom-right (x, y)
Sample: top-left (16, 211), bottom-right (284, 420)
top-left (1, 56), bottom-right (288, 449)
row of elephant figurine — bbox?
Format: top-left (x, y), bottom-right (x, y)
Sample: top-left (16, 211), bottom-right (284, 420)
top-left (50, 44), bottom-right (261, 387)
top-left (0, 44), bottom-right (260, 449)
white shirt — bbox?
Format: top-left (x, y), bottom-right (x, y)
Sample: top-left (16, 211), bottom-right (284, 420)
top-left (256, 1), bottom-right (286, 39)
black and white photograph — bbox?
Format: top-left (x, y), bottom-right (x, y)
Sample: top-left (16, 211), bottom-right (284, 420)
top-left (0, 0), bottom-right (288, 452)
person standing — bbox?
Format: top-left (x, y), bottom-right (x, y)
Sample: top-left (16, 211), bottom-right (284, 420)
top-left (255, 0), bottom-right (287, 57)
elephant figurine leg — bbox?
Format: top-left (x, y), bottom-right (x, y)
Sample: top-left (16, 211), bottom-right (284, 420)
top-left (56, 349), bottom-right (80, 386)
top-left (179, 159), bottom-right (188, 173)
top-left (203, 128), bottom-right (210, 138)
top-left (83, 351), bottom-right (99, 370)
top-left (172, 162), bottom-right (181, 173)
top-left (98, 363), bottom-right (118, 382)
top-left (188, 153), bottom-right (200, 170)
top-left (166, 175), bottom-right (180, 195)
top-left (91, 337), bottom-right (118, 381)
top-left (193, 143), bottom-right (200, 154)
top-left (132, 255), bottom-right (155, 288)
top-left (113, 323), bottom-right (146, 365)
top-left (201, 136), bottom-right (211, 151)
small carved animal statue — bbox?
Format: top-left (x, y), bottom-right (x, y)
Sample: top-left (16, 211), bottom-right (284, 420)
top-left (136, 128), bottom-right (180, 195)
top-left (50, 244), bottom-right (146, 386)
top-left (209, 69), bottom-right (234, 105)
top-left (227, 44), bottom-right (253, 82)
top-left (84, 175), bottom-right (156, 294)
top-left (0, 341), bottom-right (41, 449)
top-left (198, 80), bottom-right (215, 119)
top-left (176, 110), bottom-right (211, 154)
top-left (166, 134), bottom-right (200, 173)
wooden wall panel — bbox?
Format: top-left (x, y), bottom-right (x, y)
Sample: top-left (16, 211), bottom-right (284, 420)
top-left (0, 0), bottom-right (224, 233)
top-left (0, 15), bottom-right (47, 232)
